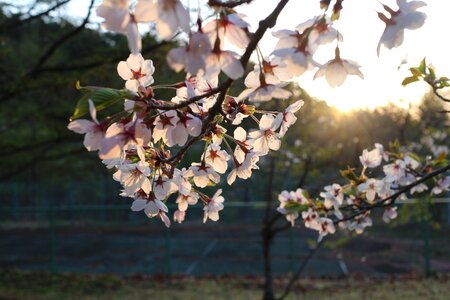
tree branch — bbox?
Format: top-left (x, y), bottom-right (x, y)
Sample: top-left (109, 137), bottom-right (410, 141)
top-left (2, 0), bottom-right (71, 31)
top-left (336, 163), bottom-right (450, 224)
top-left (165, 0), bottom-right (290, 165)
top-left (208, 0), bottom-right (254, 8)
top-left (27, 0), bottom-right (95, 78)
top-left (277, 239), bottom-right (325, 300)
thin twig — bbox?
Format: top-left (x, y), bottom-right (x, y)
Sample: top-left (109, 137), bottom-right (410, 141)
top-left (277, 239), bottom-right (325, 300)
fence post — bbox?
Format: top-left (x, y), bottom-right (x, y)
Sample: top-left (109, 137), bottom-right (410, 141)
top-left (289, 226), bottom-right (295, 274)
top-left (165, 228), bottom-right (172, 276)
top-left (49, 208), bottom-right (57, 273)
top-left (423, 215), bottom-right (431, 276)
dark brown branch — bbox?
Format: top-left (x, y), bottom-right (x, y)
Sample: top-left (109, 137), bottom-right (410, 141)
top-left (336, 163), bottom-right (450, 224)
top-left (208, 0), bottom-right (254, 8)
top-left (166, 0), bottom-right (290, 165)
top-left (277, 239), bottom-right (325, 300)
top-left (27, 0), bottom-right (95, 78)
top-left (2, 0), bottom-right (71, 30)
top-left (431, 85), bottom-right (450, 103)
top-left (38, 39), bottom-right (172, 74)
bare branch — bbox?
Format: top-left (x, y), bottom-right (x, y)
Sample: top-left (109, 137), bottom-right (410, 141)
top-left (208, 0), bottom-right (254, 8)
top-left (166, 0), bottom-right (290, 165)
top-left (278, 239), bottom-right (325, 300)
top-left (27, 0), bottom-right (95, 78)
top-left (336, 163), bottom-right (450, 224)
top-left (2, 0), bottom-right (71, 30)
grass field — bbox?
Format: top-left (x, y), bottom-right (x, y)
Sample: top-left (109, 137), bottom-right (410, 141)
top-left (0, 270), bottom-right (449, 300)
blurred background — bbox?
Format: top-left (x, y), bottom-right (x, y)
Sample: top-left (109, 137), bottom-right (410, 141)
top-left (0, 1), bottom-right (449, 299)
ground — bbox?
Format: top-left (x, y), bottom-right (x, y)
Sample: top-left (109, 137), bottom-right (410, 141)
top-left (0, 270), bottom-right (449, 300)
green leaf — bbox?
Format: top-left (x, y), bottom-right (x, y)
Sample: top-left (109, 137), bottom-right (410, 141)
top-left (418, 57), bottom-right (426, 74)
top-left (284, 202), bottom-right (309, 213)
top-left (407, 152), bottom-right (421, 164)
top-left (428, 66), bottom-right (436, 81)
top-left (70, 84), bottom-right (134, 121)
top-left (340, 168), bottom-right (359, 182)
top-left (409, 67), bottom-right (422, 77)
top-left (389, 139), bottom-right (400, 153)
top-left (402, 76), bottom-right (419, 86)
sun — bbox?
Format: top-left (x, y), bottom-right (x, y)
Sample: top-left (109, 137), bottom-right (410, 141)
top-left (237, 0), bottom-right (450, 112)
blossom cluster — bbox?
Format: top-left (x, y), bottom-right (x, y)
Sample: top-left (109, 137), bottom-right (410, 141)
top-left (277, 139), bottom-right (450, 240)
top-left (68, 0), bottom-right (428, 226)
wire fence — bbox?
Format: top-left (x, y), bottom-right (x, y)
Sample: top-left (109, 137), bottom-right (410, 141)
top-left (1, 200), bottom-right (450, 277)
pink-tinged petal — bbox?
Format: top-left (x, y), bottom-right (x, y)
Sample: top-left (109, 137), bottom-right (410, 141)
top-left (244, 71), bottom-right (260, 88)
top-left (233, 127), bottom-right (247, 141)
top-left (313, 66), bottom-right (326, 80)
top-left (167, 47), bottom-right (187, 72)
top-left (141, 59), bottom-right (154, 76)
top-left (325, 62), bottom-right (347, 87)
top-left (287, 100), bottom-right (304, 113)
top-left (99, 136), bottom-right (123, 159)
top-left (220, 52), bottom-right (244, 80)
top-left (187, 117), bottom-right (202, 137)
top-left (193, 176), bottom-right (209, 188)
top-left (131, 199), bottom-right (147, 211)
top-left (105, 122), bottom-right (124, 138)
top-left (84, 132), bottom-right (103, 151)
top-left (259, 114), bottom-right (275, 130)
top-left (156, 17), bottom-right (176, 40)
top-left (175, 1), bottom-right (190, 33)
top-left (126, 22), bottom-right (142, 54)
top-left (125, 79), bottom-right (140, 92)
top-left (117, 61), bottom-right (133, 80)
top-left (268, 137), bottom-right (281, 151)
top-left (141, 178), bottom-right (152, 194)
top-left (160, 212), bottom-right (171, 228)
top-left (271, 87), bottom-right (292, 100)
top-left (342, 60), bottom-right (364, 78)
top-left (225, 25), bottom-right (249, 49)
top-left (96, 3), bottom-right (130, 32)
top-left (171, 126), bottom-right (188, 146)
top-left (67, 120), bottom-right (96, 134)
top-left (237, 88), bottom-right (254, 102)
top-left (227, 169), bottom-right (237, 185)
top-left (88, 99), bottom-right (98, 124)
top-left (126, 53), bottom-right (144, 71)
top-left (134, 0), bottom-right (158, 22)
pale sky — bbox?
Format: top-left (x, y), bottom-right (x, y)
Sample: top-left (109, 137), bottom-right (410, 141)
top-left (63, 0), bottom-right (449, 112)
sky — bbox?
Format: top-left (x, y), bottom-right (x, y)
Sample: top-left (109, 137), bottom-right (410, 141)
top-left (62, 0), bottom-right (449, 112)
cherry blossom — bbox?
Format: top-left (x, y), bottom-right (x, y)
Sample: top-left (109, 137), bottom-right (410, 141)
top-left (238, 70), bottom-right (292, 102)
top-left (67, 100), bottom-right (104, 151)
top-left (271, 29), bottom-right (319, 79)
top-left (99, 117), bottom-right (151, 159)
top-left (203, 189), bottom-right (225, 223)
top-left (203, 13), bottom-right (250, 49)
top-left (134, 0), bottom-right (190, 40)
top-left (383, 159), bottom-right (406, 182)
top-left (204, 47), bottom-right (244, 80)
top-left (96, 0), bottom-right (141, 53)
top-left (205, 144), bottom-right (230, 174)
top-left (358, 178), bottom-right (384, 203)
top-left (279, 100), bottom-right (304, 137)
top-left (117, 53), bottom-right (155, 93)
top-left (248, 114), bottom-right (283, 155)
top-left (431, 176), bottom-right (450, 195)
top-left (131, 197), bottom-right (171, 227)
top-left (167, 31), bottom-right (212, 75)
top-left (382, 207), bottom-right (398, 223)
top-left (377, 0), bottom-right (426, 56)
top-left (359, 148), bottom-right (382, 168)
top-left (190, 162), bottom-right (221, 188)
top-left (313, 47), bottom-right (363, 87)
